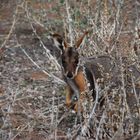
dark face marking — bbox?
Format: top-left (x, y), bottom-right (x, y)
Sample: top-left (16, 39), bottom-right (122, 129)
top-left (61, 47), bottom-right (79, 78)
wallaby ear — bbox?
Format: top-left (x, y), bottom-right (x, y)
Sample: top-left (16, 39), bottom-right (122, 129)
top-left (51, 33), bottom-right (68, 51)
top-left (75, 31), bottom-right (89, 49)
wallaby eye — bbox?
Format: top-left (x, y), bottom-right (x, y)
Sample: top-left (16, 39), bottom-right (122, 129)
top-left (62, 59), bottom-right (64, 63)
top-left (72, 59), bottom-right (78, 67)
top-left (74, 59), bottom-right (79, 64)
top-left (62, 59), bottom-right (66, 65)
top-left (74, 96), bottom-right (78, 101)
top-left (72, 95), bottom-right (78, 102)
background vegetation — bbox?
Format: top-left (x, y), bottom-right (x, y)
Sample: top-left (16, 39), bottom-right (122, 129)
top-left (0, 0), bottom-right (139, 139)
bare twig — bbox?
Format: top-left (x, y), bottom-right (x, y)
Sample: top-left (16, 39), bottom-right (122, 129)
top-left (0, 2), bottom-right (24, 50)
top-left (65, 0), bottom-right (74, 46)
top-left (24, 1), bottom-right (61, 71)
top-left (11, 122), bottom-right (32, 140)
top-left (19, 45), bottom-right (65, 85)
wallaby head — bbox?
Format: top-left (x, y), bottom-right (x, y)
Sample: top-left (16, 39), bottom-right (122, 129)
top-left (52, 31), bottom-right (88, 79)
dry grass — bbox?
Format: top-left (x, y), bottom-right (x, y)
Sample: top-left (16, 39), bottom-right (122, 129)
top-left (0, 0), bottom-right (140, 140)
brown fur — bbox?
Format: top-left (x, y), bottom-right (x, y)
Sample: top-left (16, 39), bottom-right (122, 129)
top-left (52, 31), bottom-right (90, 112)
top-left (65, 86), bottom-right (72, 107)
top-left (74, 71), bottom-right (87, 92)
top-left (65, 70), bottom-right (87, 111)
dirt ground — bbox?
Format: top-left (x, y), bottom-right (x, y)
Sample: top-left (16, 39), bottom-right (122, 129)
top-left (0, 0), bottom-right (140, 140)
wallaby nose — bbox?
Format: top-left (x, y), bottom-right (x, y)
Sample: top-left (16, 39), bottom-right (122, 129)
top-left (67, 72), bottom-right (73, 78)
